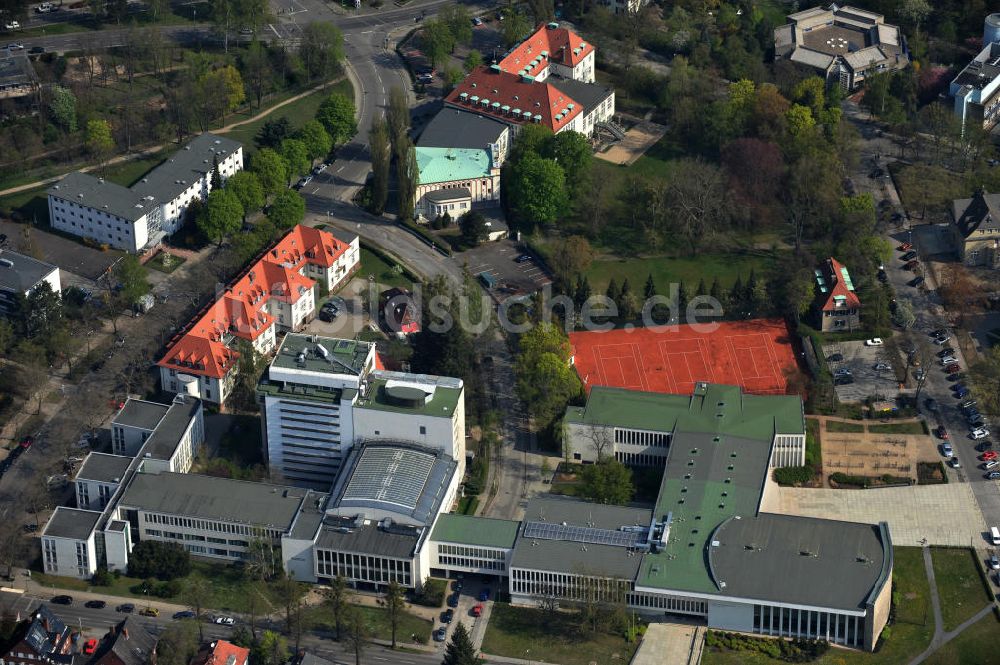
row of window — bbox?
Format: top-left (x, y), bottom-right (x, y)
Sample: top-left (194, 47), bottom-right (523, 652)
top-left (510, 568), bottom-right (631, 603)
top-left (142, 512), bottom-right (281, 539)
top-left (144, 529), bottom-right (248, 547)
top-left (753, 605), bottom-right (866, 647)
top-left (614, 451), bottom-right (668, 467)
top-left (614, 428), bottom-right (670, 448)
top-left (316, 549), bottom-right (412, 586)
top-left (438, 556), bottom-right (505, 572)
top-left (627, 593), bottom-right (707, 614)
top-left (438, 544), bottom-right (506, 560)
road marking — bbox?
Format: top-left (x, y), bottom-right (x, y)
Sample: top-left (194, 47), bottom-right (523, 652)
top-left (311, 187), bottom-right (321, 194)
top-left (336, 166), bottom-right (345, 172)
top-left (268, 23), bottom-right (280, 37)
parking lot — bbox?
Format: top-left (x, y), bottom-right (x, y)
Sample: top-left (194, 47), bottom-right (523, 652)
top-left (301, 278), bottom-right (376, 339)
top-left (823, 339), bottom-right (899, 403)
top-left (459, 239), bottom-right (552, 300)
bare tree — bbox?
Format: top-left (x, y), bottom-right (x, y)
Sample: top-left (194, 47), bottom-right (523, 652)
top-left (378, 581), bottom-right (406, 649)
top-left (342, 606), bottom-right (370, 665)
top-left (587, 425), bottom-right (614, 461)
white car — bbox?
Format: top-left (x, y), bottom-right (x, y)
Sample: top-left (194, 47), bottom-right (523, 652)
top-left (939, 356), bottom-right (958, 365)
top-left (214, 616), bottom-right (235, 625)
top-left (5, 42), bottom-right (22, 50)
top-left (990, 555), bottom-right (1000, 570)
top-left (35, 2), bottom-right (54, 12)
top-left (864, 338), bottom-right (884, 346)
top-left (3, 21), bottom-right (20, 30)
top-left (972, 428), bottom-right (990, 440)
top-left (874, 362), bottom-right (890, 371)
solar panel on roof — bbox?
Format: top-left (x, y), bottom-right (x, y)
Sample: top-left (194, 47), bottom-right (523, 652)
top-left (523, 520), bottom-right (646, 547)
top-left (840, 266), bottom-right (855, 291)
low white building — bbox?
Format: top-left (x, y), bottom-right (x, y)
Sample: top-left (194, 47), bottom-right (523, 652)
top-left (111, 396), bottom-right (205, 473)
top-left (950, 17), bottom-right (1000, 131)
top-left (46, 133), bottom-right (242, 253)
top-left (0, 249), bottom-right (61, 316)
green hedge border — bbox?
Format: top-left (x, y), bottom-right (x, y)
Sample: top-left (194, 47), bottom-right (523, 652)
top-left (399, 220), bottom-right (453, 257)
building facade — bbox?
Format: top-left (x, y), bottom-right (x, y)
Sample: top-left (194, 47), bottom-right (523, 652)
top-left (951, 189), bottom-right (1000, 267)
top-left (47, 133), bottom-right (242, 253)
top-left (0, 249), bottom-right (60, 317)
top-left (814, 257), bottom-right (861, 332)
top-left (950, 15), bottom-right (1000, 131)
top-left (414, 148), bottom-right (499, 218)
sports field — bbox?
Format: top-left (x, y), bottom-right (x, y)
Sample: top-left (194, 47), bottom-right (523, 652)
top-left (569, 319), bottom-right (799, 396)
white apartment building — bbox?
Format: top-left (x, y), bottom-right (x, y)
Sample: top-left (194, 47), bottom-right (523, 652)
top-left (46, 133), bottom-right (242, 253)
top-left (0, 249), bottom-right (61, 316)
top-left (111, 396), bottom-right (205, 473)
top-left (258, 334), bottom-right (466, 490)
top-left (951, 16), bottom-right (1000, 131)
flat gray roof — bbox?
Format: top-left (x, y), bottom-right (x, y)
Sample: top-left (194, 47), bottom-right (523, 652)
top-left (47, 172), bottom-right (157, 223)
top-left (271, 334), bottom-right (373, 376)
top-left (0, 249), bottom-right (57, 295)
top-left (289, 490), bottom-right (329, 540)
top-left (548, 76), bottom-right (614, 115)
top-left (0, 53), bottom-right (37, 89)
top-left (76, 453), bottom-right (132, 484)
top-left (141, 397), bottom-right (201, 460)
top-left (43, 507), bottom-right (102, 541)
top-left (709, 514), bottom-right (891, 612)
top-left (522, 496), bottom-right (652, 531)
top-left (132, 133), bottom-right (242, 205)
top-left (418, 109), bottom-right (507, 151)
top-left (120, 472), bottom-right (309, 529)
top-left (328, 442), bottom-right (457, 526)
top-left (113, 399), bottom-right (169, 431)
top-left (426, 188), bottom-right (472, 203)
top-left (314, 516), bottom-right (420, 559)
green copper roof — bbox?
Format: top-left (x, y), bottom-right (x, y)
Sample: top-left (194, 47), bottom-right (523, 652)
top-left (416, 147), bottom-right (492, 186)
top-left (431, 513), bottom-right (520, 549)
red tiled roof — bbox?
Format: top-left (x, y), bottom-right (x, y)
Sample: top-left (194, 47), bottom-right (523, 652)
top-left (817, 257), bottom-right (861, 312)
top-left (500, 23), bottom-right (593, 72)
top-left (444, 67), bottom-right (583, 132)
top-left (191, 640), bottom-right (249, 665)
top-left (157, 225), bottom-right (351, 380)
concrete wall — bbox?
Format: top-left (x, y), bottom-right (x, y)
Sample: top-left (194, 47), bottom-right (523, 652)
top-left (708, 600), bottom-right (755, 632)
top-left (281, 536), bottom-right (318, 583)
top-left (103, 525), bottom-right (132, 574)
top-left (41, 533), bottom-right (97, 579)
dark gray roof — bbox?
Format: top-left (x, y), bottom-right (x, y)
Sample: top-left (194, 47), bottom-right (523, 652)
top-left (417, 109), bottom-right (507, 151)
top-left (314, 516), bottom-right (420, 559)
top-left (47, 172), bottom-right (157, 222)
top-left (99, 617), bottom-right (158, 665)
top-left (523, 496), bottom-right (652, 531)
top-left (709, 514), bottom-right (892, 612)
top-left (76, 453), bottom-right (132, 483)
top-left (113, 399), bottom-right (169, 431)
top-left (952, 190), bottom-right (1000, 238)
top-left (327, 442), bottom-right (457, 526)
top-left (548, 76), bottom-right (614, 115)
top-left (0, 53), bottom-right (37, 90)
top-left (288, 491), bottom-right (329, 540)
top-left (328, 229), bottom-right (359, 246)
top-left (132, 133), bottom-right (242, 204)
top-left (42, 507), bottom-right (102, 541)
top-left (425, 188), bottom-right (472, 203)
top-left (20, 606), bottom-right (70, 659)
top-left (141, 397), bottom-right (202, 460)
top-left (0, 249), bottom-right (57, 295)
top-left (120, 473), bottom-right (309, 529)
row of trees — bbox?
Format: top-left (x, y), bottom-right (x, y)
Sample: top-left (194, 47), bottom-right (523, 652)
top-left (367, 87), bottom-right (416, 220)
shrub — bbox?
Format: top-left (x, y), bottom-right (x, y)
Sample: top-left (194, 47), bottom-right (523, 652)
top-left (91, 567), bottom-right (113, 586)
top-left (127, 541), bottom-right (191, 580)
top-left (774, 466), bottom-right (814, 486)
top-left (413, 577), bottom-right (447, 607)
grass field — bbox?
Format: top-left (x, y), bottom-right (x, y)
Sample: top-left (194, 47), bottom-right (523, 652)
top-left (360, 247), bottom-right (413, 290)
top-left (584, 250), bottom-right (780, 297)
top-left (930, 547), bottom-right (993, 632)
top-left (826, 420), bottom-right (866, 433)
top-left (222, 79), bottom-right (353, 154)
top-left (702, 547), bottom-right (933, 665)
top-left (306, 602), bottom-right (433, 644)
top-left (868, 422), bottom-right (927, 435)
top-left (34, 562), bottom-right (281, 614)
top-left (924, 612), bottom-right (1000, 664)
top-left (806, 417), bottom-right (822, 470)
top-left (481, 603), bottom-right (639, 665)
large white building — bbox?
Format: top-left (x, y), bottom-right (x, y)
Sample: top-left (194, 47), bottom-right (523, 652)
top-left (258, 333), bottom-right (466, 489)
top-left (46, 133), bottom-right (243, 253)
top-left (0, 249), bottom-right (60, 317)
top-left (950, 15), bottom-right (1000, 131)
top-left (157, 225), bottom-right (360, 408)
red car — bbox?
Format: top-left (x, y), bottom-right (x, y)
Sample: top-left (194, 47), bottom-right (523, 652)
top-left (905, 260), bottom-right (920, 271)
top-left (471, 604), bottom-right (483, 617)
top-left (83, 639), bottom-right (97, 655)
top-left (936, 426), bottom-right (949, 440)
top-left (981, 451), bottom-right (998, 461)
top-left (944, 363), bottom-right (961, 374)
top-left (18, 436), bottom-right (33, 449)
top-left (899, 242), bottom-right (913, 251)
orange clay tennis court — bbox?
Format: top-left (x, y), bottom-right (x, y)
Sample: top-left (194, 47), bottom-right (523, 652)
top-left (569, 319), bottom-right (799, 396)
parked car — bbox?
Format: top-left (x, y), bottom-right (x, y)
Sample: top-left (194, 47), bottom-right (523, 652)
top-left (50, 595), bottom-right (73, 605)
top-left (915, 369), bottom-right (926, 381)
top-left (877, 270), bottom-right (888, 283)
top-left (973, 428), bottom-right (991, 440)
top-left (898, 242), bottom-right (913, 251)
top-left (471, 16), bottom-right (483, 25)
top-left (434, 627), bottom-right (448, 642)
top-left (947, 372), bottom-right (966, 382)
top-left (930, 328), bottom-right (948, 337)
top-left (173, 610), bottom-right (195, 620)
top-left (827, 353), bottom-right (844, 362)
top-left (22, 523), bottom-right (37, 533)
top-left (441, 609), bottom-right (454, 623)
top-left (910, 276), bottom-right (925, 287)
top-left (936, 426), bottom-right (949, 440)
top-left (961, 399), bottom-right (978, 409)
top-left (471, 604), bottom-right (483, 617)
top-left (478, 588), bottom-right (490, 601)
top-left (28, 46), bottom-right (43, 54)
top-left (85, 600), bottom-right (106, 609)
top-left (83, 639), bottom-right (98, 655)
top-left (874, 362), bottom-right (891, 371)
top-left (985, 461), bottom-right (999, 470)
top-left (944, 363), bottom-right (961, 374)
top-left (864, 338), bottom-right (884, 346)
top-left (318, 301), bottom-right (339, 322)
top-left (956, 387), bottom-right (971, 398)
top-left (990, 555), bottom-right (1000, 570)
top-left (904, 260), bottom-right (920, 271)
top-left (214, 616), bottom-right (235, 625)
top-left (139, 607), bottom-right (158, 617)
top-left (116, 603), bottom-right (135, 613)
top-left (3, 21), bottom-right (20, 30)
top-left (942, 443), bottom-right (954, 457)
top-left (950, 456), bottom-right (961, 468)
top-left (901, 251), bottom-right (918, 261)
top-left (447, 594), bottom-right (459, 608)
top-left (834, 368), bottom-right (852, 377)
top-left (925, 398), bottom-right (939, 411)
top-left (940, 356), bottom-right (958, 365)
top-left (5, 42), bottom-right (22, 50)
top-left (933, 335), bottom-right (950, 345)
top-left (36, 2), bottom-right (55, 11)
top-left (834, 375), bottom-right (854, 386)
top-left (988, 471), bottom-right (1000, 480)
top-left (416, 73), bottom-right (433, 83)
top-left (977, 441), bottom-right (994, 452)
top-left (981, 451), bottom-right (998, 461)
top-left (514, 254), bottom-right (533, 263)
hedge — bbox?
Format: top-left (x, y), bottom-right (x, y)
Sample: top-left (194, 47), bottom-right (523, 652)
top-left (399, 220), bottom-right (453, 256)
top-left (360, 240), bottom-right (420, 282)
top-left (774, 466), bottom-right (814, 486)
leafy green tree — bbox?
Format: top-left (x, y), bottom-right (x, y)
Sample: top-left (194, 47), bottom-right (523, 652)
top-left (644, 274), bottom-right (656, 300)
top-left (226, 171), bottom-right (265, 222)
top-left (49, 86), bottom-right (77, 133)
top-left (268, 190), bottom-right (306, 229)
top-left (439, 4), bottom-right (473, 46)
top-left (157, 620), bottom-right (200, 665)
top-left (85, 118), bottom-right (114, 171)
top-left (507, 153), bottom-right (567, 227)
top-left (396, 143), bottom-right (418, 221)
top-left (579, 460), bottom-right (634, 505)
top-left (297, 119), bottom-right (332, 162)
top-left (116, 255), bottom-right (150, 309)
top-left (500, 7), bottom-right (532, 47)
top-left (198, 188), bottom-right (244, 247)
top-left (299, 22), bottom-right (344, 81)
top-left (251, 148), bottom-right (290, 199)
top-left (891, 299), bottom-right (916, 330)
top-left (256, 117), bottom-right (291, 149)
top-left (257, 630), bottom-right (289, 665)
top-left (368, 115), bottom-right (391, 215)
top-left (515, 323), bottom-right (581, 429)
top-left (127, 541), bottom-right (191, 580)
top-left (421, 19), bottom-right (456, 68)
top-left (510, 123), bottom-right (553, 162)
top-left (443, 622), bottom-right (481, 665)
top-left (464, 49), bottom-right (483, 73)
top-left (544, 131), bottom-right (590, 196)
top-left (316, 93), bottom-right (357, 146)
top-left (379, 581), bottom-right (406, 649)
top-left (211, 154), bottom-right (223, 192)
top-left (280, 138), bottom-right (311, 185)
top-left (200, 65), bottom-right (245, 122)
top-left (459, 210), bottom-right (488, 247)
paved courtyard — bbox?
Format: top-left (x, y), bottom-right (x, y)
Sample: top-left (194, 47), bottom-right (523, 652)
top-left (770, 484), bottom-right (989, 547)
top-left (823, 339), bottom-right (899, 403)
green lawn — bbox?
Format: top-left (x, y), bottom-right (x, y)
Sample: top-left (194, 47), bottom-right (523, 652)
top-left (930, 547), bottom-right (993, 632)
top-left (584, 250), bottom-right (780, 297)
top-left (702, 547), bottom-right (933, 665)
top-left (359, 246), bottom-right (413, 290)
top-left (924, 612), bottom-right (1000, 664)
top-left (481, 603), bottom-right (639, 665)
top-left (146, 251), bottom-right (187, 274)
top-left (34, 562), bottom-right (281, 614)
top-left (826, 421), bottom-right (865, 433)
top-left (222, 79), bottom-right (353, 154)
top-left (806, 418), bottom-right (822, 470)
top-left (867, 422), bottom-right (927, 435)
top-left (306, 602), bottom-right (433, 644)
